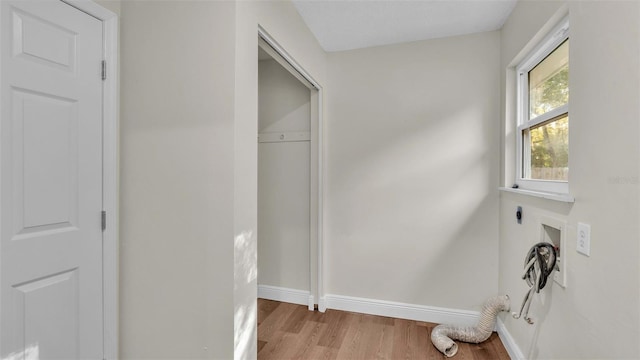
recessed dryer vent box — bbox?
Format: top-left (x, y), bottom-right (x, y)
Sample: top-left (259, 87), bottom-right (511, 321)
top-left (540, 216), bottom-right (567, 288)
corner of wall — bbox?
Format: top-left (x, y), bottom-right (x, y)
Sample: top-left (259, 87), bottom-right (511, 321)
top-left (496, 317), bottom-right (525, 360)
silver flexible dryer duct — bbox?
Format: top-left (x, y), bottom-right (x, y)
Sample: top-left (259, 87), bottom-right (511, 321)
top-left (431, 295), bottom-right (510, 357)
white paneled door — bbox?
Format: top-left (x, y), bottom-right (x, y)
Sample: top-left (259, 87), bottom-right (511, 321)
top-left (1, 0), bottom-right (104, 358)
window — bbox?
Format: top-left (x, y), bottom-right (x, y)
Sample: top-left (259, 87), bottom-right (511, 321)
top-left (516, 18), bottom-right (569, 194)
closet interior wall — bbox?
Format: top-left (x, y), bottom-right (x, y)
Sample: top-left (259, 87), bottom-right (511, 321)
top-left (258, 55), bottom-right (312, 294)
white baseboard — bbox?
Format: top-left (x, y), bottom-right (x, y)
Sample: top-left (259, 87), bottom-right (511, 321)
top-left (258, 285), bottom-right (313, 307)
top-left (497, 317), bottom-right (524, 360)
top-left (318, 296), bottom-right (327, 313)
top-left (324, 294), bottom-right (480, 327)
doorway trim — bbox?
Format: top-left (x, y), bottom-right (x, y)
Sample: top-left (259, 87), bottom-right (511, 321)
top-left (258, 26), bottom-right (325, 312)
top-left (62, 1), bottom-right (118, 358)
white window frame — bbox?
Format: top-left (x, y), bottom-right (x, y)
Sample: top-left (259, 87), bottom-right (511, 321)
top-left (516, 17), bottom-right (570, 194)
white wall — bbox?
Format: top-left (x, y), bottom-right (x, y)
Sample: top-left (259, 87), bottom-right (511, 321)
top-left (499, 1), bottom-right (640, 358)
top-left (96, 1), bottom-right (120, 16)
top-left (325, 31), bottom-right (501, 311)
top-left (258, 59), bottom-right (311, 292)
top-left (259, 59), bottom-right (311, 134)
top-left (120, 1), bottom-right (235, 358)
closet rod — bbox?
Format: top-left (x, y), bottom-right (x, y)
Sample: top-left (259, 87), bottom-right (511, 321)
top-left (258, 132), bottom-right (311, 143)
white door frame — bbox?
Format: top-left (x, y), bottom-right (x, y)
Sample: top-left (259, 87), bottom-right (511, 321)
top-left (257, 26), bottom-right (326, 312)
top-left (61, 1), bottom-right (118, 358)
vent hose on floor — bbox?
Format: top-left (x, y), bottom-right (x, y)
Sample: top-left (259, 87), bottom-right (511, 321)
top-left (431, 295), bottom-right (510, 357)
top-left (512, 242), bottom-right (557, 324)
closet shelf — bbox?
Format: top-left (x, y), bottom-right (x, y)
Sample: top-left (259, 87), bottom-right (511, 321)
top-left (258, 131), bottom-right (311, 143)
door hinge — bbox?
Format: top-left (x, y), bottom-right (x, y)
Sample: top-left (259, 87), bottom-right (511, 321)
top-left (101, 210), bottom-right (107, 231)
top-left (101, 60), bottom-right (107, 80)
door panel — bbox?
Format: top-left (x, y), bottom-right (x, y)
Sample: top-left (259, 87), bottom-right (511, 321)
top-left (15, 269), bottom-right (79, 359)
top-left (14, 89), bottom-right (79, 234)
top-left (1, 1), bottom-right (104, 358)
top-left (12, 7), bottom-right (77, 72)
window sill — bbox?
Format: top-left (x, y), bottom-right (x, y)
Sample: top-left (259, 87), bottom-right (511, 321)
top-left (499, 187), bottom-right (575, 203)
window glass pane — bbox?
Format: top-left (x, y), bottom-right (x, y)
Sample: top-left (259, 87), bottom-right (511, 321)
top-left (529, 40), bottom-right (569, 119)
top-left (530, 115), bottom-right (568, 181)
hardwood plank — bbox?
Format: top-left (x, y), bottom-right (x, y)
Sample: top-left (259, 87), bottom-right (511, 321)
top-left (392, 318), bottom-right (433, 360)
top-left (335, 313), bottom-right (395, 359)
top-left (454, 341), bottom-right (475, 360)
top-left (333, 313), bottom-right (365, 359)
top-left (391, 318), bottom-right (412, 360)
top-left (491, 333), bottom-right (512, 360)
top-left (316, 310), bottom-right (353, 349)
top-left (362, 313), bottom-right (395, 326)
top-left (282, 303), bottom-right (315, 334)
top-left (258, 301), bottom-right (299, 342)
top-left (471, 333), bottom-right (510, 360)
top-left (306, 345), bottom-right (339, 360)
top-left (420, 324), bottom-right (443, 360)
top-left (289, 320), bottom-right (329, 359)
top-left (258, 299), bottom-right (280, 326)
top-left (257, 340), bottom-right (268, 353)
top-left (364, 323), bottom-right (394, 360)
top-left (258, 330), bottom-right (298, 359)
top-left (260, 321), bottom-right (328, 360)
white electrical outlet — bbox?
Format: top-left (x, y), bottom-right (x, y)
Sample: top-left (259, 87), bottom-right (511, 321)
top-left (577, 223), bottom-right (591, 256)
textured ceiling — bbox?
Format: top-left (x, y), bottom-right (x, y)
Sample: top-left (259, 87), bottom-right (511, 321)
top-left (292, 0), bottom-right (518, 52)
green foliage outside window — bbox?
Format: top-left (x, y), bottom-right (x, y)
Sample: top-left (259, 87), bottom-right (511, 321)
top-left (528, 48), bottom-right (569, 181)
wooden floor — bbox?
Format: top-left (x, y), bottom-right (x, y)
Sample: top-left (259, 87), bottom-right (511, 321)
top-left (258, 299), bottom-right (510, 360)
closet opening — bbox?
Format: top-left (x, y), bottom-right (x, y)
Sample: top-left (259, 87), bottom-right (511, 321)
top-left (257, 30), bottom-right (324, 312)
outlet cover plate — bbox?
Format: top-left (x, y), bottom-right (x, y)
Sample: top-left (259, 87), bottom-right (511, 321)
top-left (577, 223), bottom-right (591, 256)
